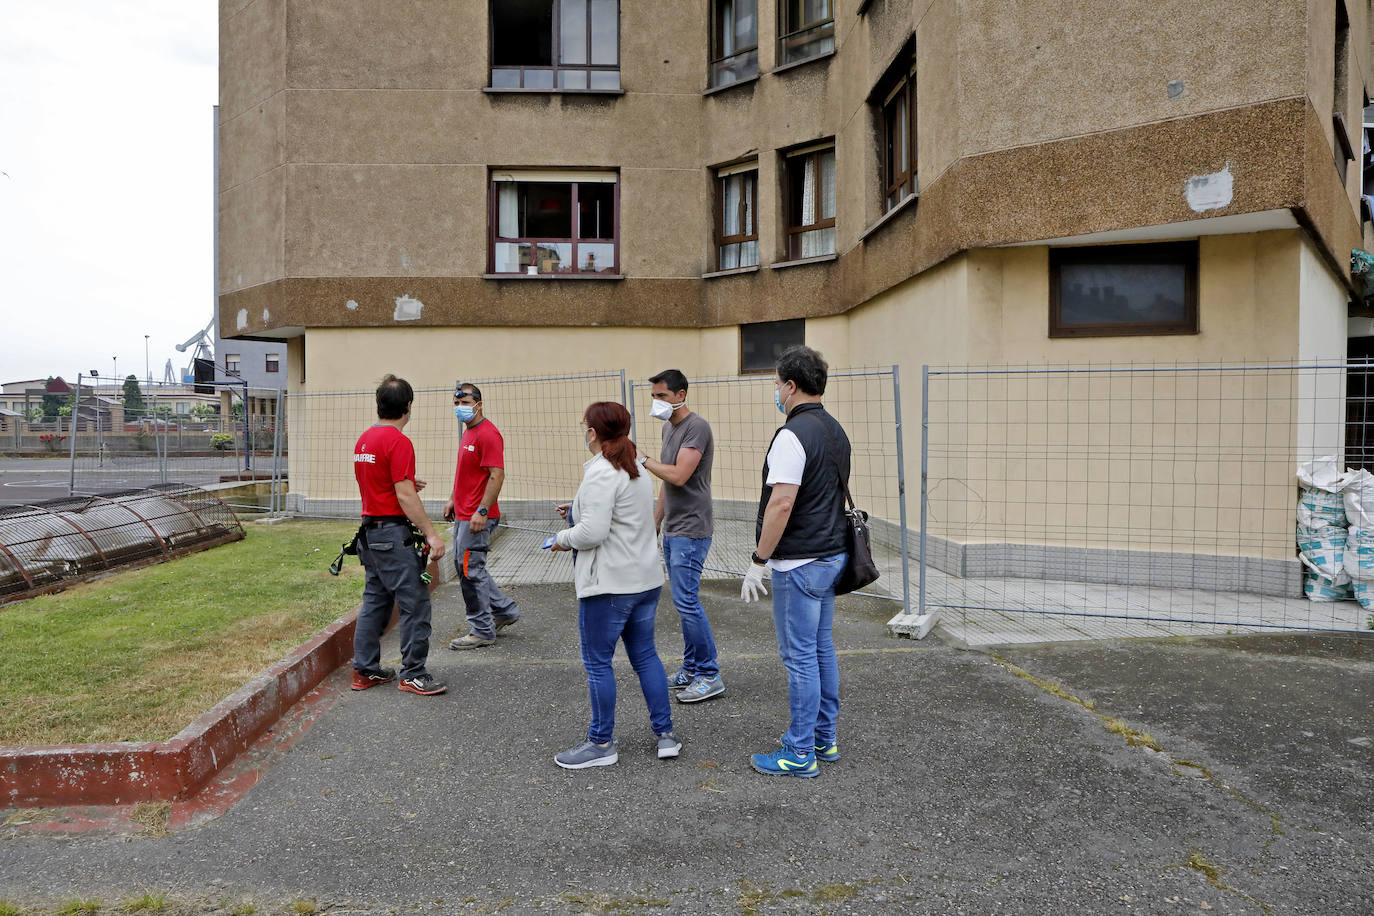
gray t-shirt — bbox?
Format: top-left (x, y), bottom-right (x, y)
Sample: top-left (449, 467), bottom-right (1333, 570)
top-left (660, 411), bottom-right (714, 538)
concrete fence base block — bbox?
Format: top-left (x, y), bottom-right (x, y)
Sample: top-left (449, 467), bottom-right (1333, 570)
top-left (1, 607), bottom-right (360, 809)
top-left (887, 611), bottom-right (937, 640)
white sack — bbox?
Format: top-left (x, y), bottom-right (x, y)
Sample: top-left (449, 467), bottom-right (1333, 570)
top-left (1297, 524), bottom-right (1350, 581)
top-left (1305, 572), bottom-right (1354, 602)
top-left (1297, 455), bottom-right (1346, 492)
top-left (1298, 487), bottom-right (1348, 529)
top-left (1342, 469), bottom-right (1374, 530)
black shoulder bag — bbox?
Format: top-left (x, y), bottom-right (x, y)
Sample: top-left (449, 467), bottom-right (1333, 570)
top-left (806, 415), bottom-right (880, 595)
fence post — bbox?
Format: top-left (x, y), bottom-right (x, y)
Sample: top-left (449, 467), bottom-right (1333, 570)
top-left (886, 364), bottom-right (935, 638)
top-left (67, 373), bottom-right (82, 496)
top-left (623, 371), bottom-right (635, 439)
top-left (891, 365), bottom-right (912, 618)
top-left (271, 389), bottom-right (284, 513)
top-left (918, 365), bottom-right (928, 621)
top-left (242, 380), bottom-right (251, 475)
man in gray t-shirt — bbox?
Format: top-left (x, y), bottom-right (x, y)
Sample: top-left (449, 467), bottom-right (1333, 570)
top-left (643, 369), bottom-right (724, 703)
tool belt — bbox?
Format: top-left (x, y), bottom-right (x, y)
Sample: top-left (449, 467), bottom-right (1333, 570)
top-left (329, 518), bottom-right (430, 577)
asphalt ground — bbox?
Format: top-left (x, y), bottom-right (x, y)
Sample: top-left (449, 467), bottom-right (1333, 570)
top-left (1, 577), bottom-right (1371, 915)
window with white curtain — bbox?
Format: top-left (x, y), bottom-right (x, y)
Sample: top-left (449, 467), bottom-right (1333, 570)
top-left (490, 0), bottom-right (620, 91)
top-left (489, 170), bottom-right (619, 275)
top-left (785, 144), bottom-right (836, 259)
top-left (710, 0), bottom-right (758, 88)
top-left (716, 163), bottom-right (759, 269)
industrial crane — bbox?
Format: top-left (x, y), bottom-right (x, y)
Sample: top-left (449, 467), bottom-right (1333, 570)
top-left (174, 318), bottom-right (215, 383)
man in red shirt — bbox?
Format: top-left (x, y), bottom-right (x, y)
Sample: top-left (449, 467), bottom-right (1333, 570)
top-left (444, 382), bottom-right (520, 649)
top-left (352, 374), bottom-right (448, 695)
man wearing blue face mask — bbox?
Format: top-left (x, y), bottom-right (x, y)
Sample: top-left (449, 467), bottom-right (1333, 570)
top-left (444, 382), bottom-right (520, 649)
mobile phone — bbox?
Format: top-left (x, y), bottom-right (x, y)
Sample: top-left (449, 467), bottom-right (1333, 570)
top-left (541, 535), bottom-right (557, 549)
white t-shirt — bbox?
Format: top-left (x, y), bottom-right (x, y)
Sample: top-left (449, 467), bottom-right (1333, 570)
top-left (763, 429), bottom-right (815, 572)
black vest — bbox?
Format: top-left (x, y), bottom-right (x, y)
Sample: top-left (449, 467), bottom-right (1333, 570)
top-left (756, 402), bottom-right (850, 560)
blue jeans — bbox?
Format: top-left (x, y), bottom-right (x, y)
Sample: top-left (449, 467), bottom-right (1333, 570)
top-left (661, 535), bottom-right (719, 679)
top-left (770, 554), bottom-right (845, 755)
top-left (578, 586), bottom-right (674, 743)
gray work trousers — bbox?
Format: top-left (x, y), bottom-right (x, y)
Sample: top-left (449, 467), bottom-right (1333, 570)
top-left (454, 517), bottom-right (520, 639)
top-left (354, 521), bottom-right (433, 679)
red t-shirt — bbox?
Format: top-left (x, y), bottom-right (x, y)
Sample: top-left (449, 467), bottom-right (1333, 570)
top-left (452, 419), bottom-right (504, 519)
top-left (354, 424), bottom-right (416, 517)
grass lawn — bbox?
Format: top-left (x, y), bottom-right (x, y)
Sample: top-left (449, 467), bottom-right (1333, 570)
top-left (0, 520), bottom-right (368, 746)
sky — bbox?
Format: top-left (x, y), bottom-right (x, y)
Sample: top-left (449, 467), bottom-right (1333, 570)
top-left (0, 1), bottom-right (218, 388)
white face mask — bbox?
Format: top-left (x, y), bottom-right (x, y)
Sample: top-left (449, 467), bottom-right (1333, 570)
top-left (650, 397), bottom-right (683, 421)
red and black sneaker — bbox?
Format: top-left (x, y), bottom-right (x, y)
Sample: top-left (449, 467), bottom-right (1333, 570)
top-left (350, 667), bottom-right (396, 690)
top-left (398, 672), bottom-right (447, 695)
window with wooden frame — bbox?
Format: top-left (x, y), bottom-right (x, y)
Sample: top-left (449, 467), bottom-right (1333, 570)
top-left (880, 50), bottom-right (918, 212)
top-left (490, 0), bottom-right (620, 91)
top-left (489, 170), bottom-right (619, 275)
top-left (716, 162), bottom-right (759, 269)
top-left (710, 0), bottom-right (758, 89)
top-left (778, 0), bottom-right (834, 66)
top-left (740, 318), bottom-right (805, 373)
top-left (1049, 242), bottom-right (1199, 338)
top-left (265, 353), bottom-right (280, 373)
top-left (784, 143), bottom-right (836, 260)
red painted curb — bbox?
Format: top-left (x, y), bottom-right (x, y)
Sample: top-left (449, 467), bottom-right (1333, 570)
top-left (1, 607), bottom-right (360, 808)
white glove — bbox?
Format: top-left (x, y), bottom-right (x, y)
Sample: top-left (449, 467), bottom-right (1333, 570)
top-left (741, 562), bottom-right (769, 602)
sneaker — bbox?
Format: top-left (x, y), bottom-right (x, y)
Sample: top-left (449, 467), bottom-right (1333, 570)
top-left (656, 732), bottom-right (683, 759)
top-left (397, 673), bottom-right (447, 695)
top-left (493, 614), bottom-right (520, 633)
top-left (814, 741), bottom-right (841, 762)
top-left (676, 674), bottom-right (724, 704)
top-left (449, 633), bottom-right (496, 650)
top-left (750, 746), bottom-right (819, 778)
top-left (667, 668), bottom-right (693, 690)
top-left (350, 667), bottom-right (396, 690)
top-left (554, 740), bottom-right (618, 769)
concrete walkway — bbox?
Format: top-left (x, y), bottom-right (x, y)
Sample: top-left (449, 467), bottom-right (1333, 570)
top-left (2, 571), bottom-right (1372, 913)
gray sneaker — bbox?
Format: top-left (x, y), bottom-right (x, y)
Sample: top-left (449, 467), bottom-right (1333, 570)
top-left (656, 732), bottom-right (682, 759)
top-left (449, 633), bottom-right (496, 650)
top-left (668, 668), bottom-right (693, 690)
top-left (554, 740), bottom-right (618, 769)
top-left (676, 674), bottom-right (724, 704)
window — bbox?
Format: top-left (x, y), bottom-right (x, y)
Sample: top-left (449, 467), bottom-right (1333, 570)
top-left (741, 318), bottom-right (805, 373)
top-left (225, 354), bottom-right (241, 376)
top-left (176, 402), bottom-right (189, 415)
top-left (1333, 1), bottom-right (1354, 183)
top-left (778, 0), bottom-right (833, 66)
top-left (489, 170), bottom-right (619, 275)
top-left (879, 50), bottom-right (918, 212)
top-left (716, 163), bottom-right (759, 269)
top-left (1049, 242), bottom-right (1198, 338)
top-left (490, 0), bottom-right (620, 91)
top-left (266, 353), bottom-right (280, 373)
top-left (710, 0), bottom-right (758, 88)
top-left (785, 144), bottom-right (836, 259)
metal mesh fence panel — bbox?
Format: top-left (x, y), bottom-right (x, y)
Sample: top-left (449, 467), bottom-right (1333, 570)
top-left (629, 367), bottom-right (909, 605)
top-left (921, 363), bottom-right (1370, 638)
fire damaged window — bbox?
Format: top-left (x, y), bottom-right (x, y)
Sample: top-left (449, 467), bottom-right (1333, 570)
top-left (490, 0), bottom-right (620, 91)
top-left (740, 318), bottom-right (805, 374)
top-left (1049, 242), bottom-right (1199, 338)
top-left (710, 0), bottom-right (758, 89)
top-left (778, 0), bottom-right (834, 67)
top-left (878, 47), bottom-right (918, 212)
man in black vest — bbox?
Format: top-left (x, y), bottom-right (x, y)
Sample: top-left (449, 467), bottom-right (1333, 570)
top-left (741, 345), bottom-right (851, 778)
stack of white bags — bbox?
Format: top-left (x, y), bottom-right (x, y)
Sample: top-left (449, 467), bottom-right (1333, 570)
top-left (1296, 456), bottom-right (1374, 608)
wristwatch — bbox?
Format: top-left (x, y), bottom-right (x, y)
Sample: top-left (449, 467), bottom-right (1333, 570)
top-left (476, 507), bottom-right (489, 517)
top-left (751, 550), bottom-right (768, 566)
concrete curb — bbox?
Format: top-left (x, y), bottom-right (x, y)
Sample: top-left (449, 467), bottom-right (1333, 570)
top-left (0, 607), bottom-right (360, 808)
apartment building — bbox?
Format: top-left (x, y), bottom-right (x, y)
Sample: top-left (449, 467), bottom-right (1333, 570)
top-left (219, 1), bottom-right (1374, 583)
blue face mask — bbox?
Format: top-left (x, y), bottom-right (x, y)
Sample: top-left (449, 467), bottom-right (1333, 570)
top-left (775, 386), bottom-right (788, 415)
top-left (455, 404), bottom-right (475, 422)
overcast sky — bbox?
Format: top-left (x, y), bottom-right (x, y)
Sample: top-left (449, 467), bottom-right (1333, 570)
top-left (0, 1), bottom-right (217, 388)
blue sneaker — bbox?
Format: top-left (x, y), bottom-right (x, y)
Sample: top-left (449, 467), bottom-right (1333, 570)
top-left (668, 668), bottom-right (693, 689)
top-left (750, 746), bottom-right (818, 778)
top-left (814, 741), bottom-right (840, 762)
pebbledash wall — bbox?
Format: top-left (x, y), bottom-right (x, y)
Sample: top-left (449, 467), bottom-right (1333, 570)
top-left (221, 0), bottom-right (1370, 596)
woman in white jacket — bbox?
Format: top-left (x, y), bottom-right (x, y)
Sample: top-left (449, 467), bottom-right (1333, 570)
top-left (551, 401), bottom-right (681, 768)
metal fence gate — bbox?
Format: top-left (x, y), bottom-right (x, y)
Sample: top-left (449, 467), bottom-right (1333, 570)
top-left (918, 363), bottom-right (1370, 637)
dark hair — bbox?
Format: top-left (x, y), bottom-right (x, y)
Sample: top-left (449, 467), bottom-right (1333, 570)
top-left (454, 381), bottom-right (483, 403)
top-left (648, 368), bottom-right (689, 395)
top-left (775, 345), bottom-right (828, 396)
top-left (376, 374), bottom-right (414, 420)
top-left (584, 401), bottom-right (639, 478)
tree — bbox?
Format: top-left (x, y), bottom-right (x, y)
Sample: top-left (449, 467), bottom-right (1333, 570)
top-left (41, 377), bottom-right (64, 418)
top-left (122, 375), bottom-right (145, 414)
